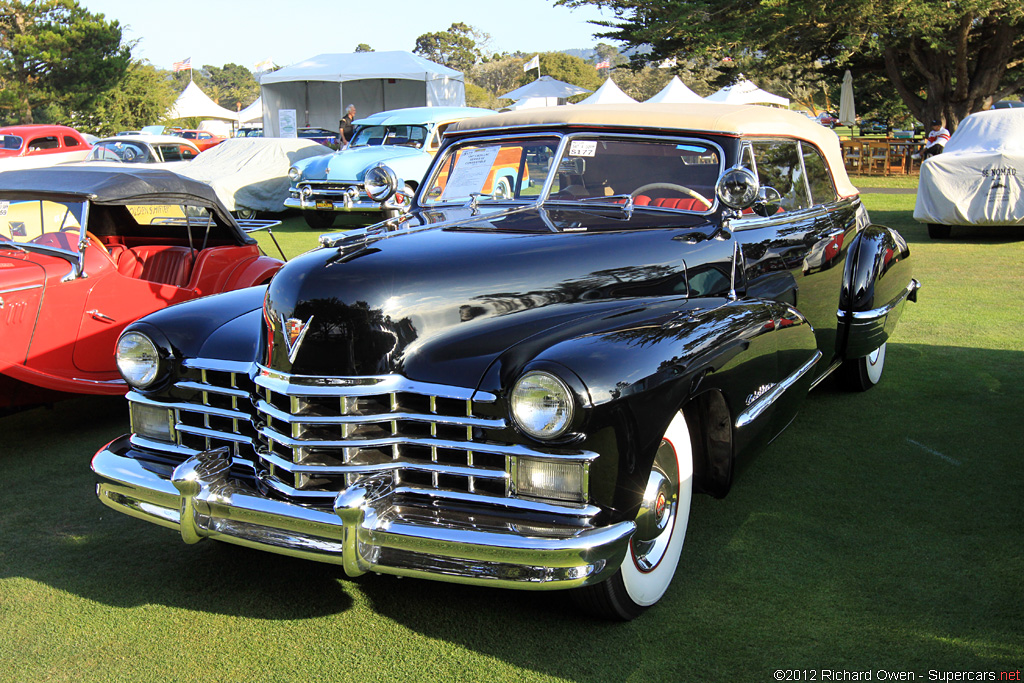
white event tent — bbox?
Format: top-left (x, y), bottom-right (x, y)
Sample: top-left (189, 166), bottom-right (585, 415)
top-left (167, 81), bottom-right (240, 122)
top-left (645, 76), bottom-right (704, 104)
top-left (237, 97), bottom-right (263, 125)
top-left (259, 51), bottom-right (466, 137)
top-left (705, 77), bottom-right (789, 107)
top-left (577, 78), bottom-right (637, 105)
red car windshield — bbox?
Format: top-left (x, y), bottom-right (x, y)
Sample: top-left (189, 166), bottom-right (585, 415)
top-left (1, 135), bottom-right (24, 151)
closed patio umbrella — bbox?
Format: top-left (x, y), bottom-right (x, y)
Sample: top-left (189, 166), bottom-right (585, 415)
top-left (839, 70), bottom-right (856, 127)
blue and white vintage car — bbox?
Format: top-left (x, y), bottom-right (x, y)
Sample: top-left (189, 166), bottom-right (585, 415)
top-left (285, 106), bottom-right (494, 229)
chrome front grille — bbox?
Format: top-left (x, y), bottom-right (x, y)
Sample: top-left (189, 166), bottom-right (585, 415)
top-left (253, 368), bottom-right (510, 502)
top-left (133, 361), bottom-right (594, 510)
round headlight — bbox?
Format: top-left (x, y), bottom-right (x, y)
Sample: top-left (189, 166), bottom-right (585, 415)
top-left (715, 167), bottom-right (760, 209)
top-left (116, 331), bottom-right (161, 389)
top-left (287, 166), bottom-right (302, 183)
top-left (510, 371), bottom-right (575, 440)
top-left (364, 164), bottom-right (398, 202)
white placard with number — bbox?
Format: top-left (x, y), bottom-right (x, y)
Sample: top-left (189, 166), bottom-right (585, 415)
top-left (441, 146), bottom-right (502, 201)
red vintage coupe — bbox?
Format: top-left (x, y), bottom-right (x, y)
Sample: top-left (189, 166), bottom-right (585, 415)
top-left (0, 166), bottom-right (283, 412)
top-left (0, 124), bottom-right (93, 168)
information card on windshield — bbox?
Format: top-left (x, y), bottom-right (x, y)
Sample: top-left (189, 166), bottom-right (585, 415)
top-left (441, 146), bottom-right (502, 201)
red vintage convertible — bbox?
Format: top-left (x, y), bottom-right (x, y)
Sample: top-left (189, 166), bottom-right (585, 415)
top-left (0, 167), bottom-right (283, 412)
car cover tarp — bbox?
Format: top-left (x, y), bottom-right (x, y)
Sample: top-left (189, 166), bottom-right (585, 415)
top-left (914, 109), bottom-right (1024, 226)
top-left (178, 138), bottom-right (331, 212)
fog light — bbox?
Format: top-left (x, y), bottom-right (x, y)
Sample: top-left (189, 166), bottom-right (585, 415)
top-left (130, 402), bottom-right (175, 442)
top-left (515, 458), bottom-right (586, 504)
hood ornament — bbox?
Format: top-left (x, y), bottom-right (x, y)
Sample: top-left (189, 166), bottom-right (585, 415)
top-left (280, 314), bottom-right (314, 363)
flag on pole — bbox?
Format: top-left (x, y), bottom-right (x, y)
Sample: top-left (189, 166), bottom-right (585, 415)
top-left (523, 55), bottom-right (539, 72)
top-left (254, 58), bottom-right (275, 72)
top-left (595, 59), bottom-right (610, 70)
top-left (172, 57), bottom-right (192, 72)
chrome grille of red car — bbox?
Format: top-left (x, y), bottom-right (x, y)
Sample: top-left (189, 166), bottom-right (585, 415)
top-left (252, 367), bottom-right (511, 504)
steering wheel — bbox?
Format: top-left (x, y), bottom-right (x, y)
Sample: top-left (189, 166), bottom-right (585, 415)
top-left (85, 231), bottom-right (110, 255)
top-left (631, 183), bottom-right (713, 209)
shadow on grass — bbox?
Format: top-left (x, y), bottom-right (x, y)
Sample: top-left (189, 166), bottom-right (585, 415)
top-left (869, 208), bottom-right (1024, 247)
top-left (2, 343), bottom-right (1021, 677)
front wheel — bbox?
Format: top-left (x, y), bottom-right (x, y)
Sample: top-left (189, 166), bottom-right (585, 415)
top-left (572, 411), bottom-right (693, 620)
top-left (303, 210), bottom-right (336, 230)
top-left (841, 342), bottom-right (886, 392)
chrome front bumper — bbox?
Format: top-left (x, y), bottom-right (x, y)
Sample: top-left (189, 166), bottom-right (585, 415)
top-left (92, 438), bottom-right (634, 590)
top-left (839, 278), bottom-right (921, 358)
top-left (284, 196), bottom-right (391, 213)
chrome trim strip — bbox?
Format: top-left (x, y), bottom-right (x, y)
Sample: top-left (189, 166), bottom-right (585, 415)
top-left (255, 366), bottom-right (497, 402)
top-left (127, 392), bottom-right (250, 422)
top-left (839, 279), bottom-right (921, 320)
top-left (257, 399), bottom-right (505, 429)
top-left (259, 450), bottom-right (507, 479)
top-left (174, 380), bottom-right (251, 399)
top-left (735, 350), bottom-right (822, 428)
top-left (176, 424), bottom-right (255, 445)
top-left (0, 284), bottom-right (43, 295)
top-left (181, 359), bottom-right (255, 374)
top-left (259, 426), bottom-right (598, 461)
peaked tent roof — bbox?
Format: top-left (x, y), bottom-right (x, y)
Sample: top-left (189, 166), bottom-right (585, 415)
top-left (501, 75), bottom-right (590, 100)
top-left (237, 97), bottom-right (262, 125)
top-left (167, 81), bottom-right (240, 121)
top-left (260, 51), bottom-right (462, 84)
top-left (705, 77), bottom-right (789, 107)
top-left (577, 78), bottom-right (637, 105)
top-left (645, 76), bottom-right (704, 104)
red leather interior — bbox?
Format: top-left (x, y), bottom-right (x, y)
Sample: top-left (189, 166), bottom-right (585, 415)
top-left (632, 195), bottom-right (706, 211)
top-left (116, 246), bottom-right (194, 287)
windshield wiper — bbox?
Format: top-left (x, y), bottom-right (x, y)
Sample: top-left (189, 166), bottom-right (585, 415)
top-left (547, 193), bottom-right (635, 218)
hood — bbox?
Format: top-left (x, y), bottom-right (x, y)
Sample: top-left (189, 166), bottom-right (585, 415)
top-left (296, 145), bottom-right (428, 182)
top-left (263, 207), bottom-right (721, 387)
top-left (0, 254), bottom-right (45, 367)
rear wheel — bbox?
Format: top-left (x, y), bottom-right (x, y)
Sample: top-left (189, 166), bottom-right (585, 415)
top-left (234, 208), bottom-right (258, 220)
top-left (303, 210), bottom-right (335, 230)
top-left (841, 342), bottom-right (886, 391)
top-left (572, 410), bottom-right (693, 620)
top-left (928, 224), bottom-right (951, 239)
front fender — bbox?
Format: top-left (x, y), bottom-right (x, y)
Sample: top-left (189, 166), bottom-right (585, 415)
top-left (486, 297), bottom-right (819, 520)
top-left (839, 224), bottom-right (918, 359)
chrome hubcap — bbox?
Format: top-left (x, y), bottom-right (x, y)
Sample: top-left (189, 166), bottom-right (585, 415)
top-left (632, 439), bottom-right (680, 571)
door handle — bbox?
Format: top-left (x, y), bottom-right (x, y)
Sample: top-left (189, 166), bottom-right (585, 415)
top-left (87, 309), bottom-right (116, 323)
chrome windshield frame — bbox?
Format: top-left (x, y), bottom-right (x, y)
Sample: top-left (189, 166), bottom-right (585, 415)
top-left (417, 130), bottom-right (726, 215)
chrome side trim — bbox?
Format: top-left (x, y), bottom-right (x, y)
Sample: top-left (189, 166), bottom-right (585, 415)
top-left (0, 284), bottom-right (43, 295)
top-left (735, 350), bottom-right (822, 428)
top-left (838, 278), bottom-right (921, 320)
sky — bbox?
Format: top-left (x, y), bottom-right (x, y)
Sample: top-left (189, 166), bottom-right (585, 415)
top-left (78, 0), bottom-right (614, 72)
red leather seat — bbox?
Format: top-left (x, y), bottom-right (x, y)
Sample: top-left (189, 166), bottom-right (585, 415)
top-left (117, 246), bottom-right (194, 287)
top-left (632, 195), bottom-right (706, 211)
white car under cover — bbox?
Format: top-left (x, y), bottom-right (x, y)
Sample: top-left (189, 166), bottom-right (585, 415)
top-left (914, 109), bottom-right (1024, 229)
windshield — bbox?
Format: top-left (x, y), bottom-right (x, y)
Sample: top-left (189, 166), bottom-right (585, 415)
top-left (0, 199), bottom-right (85, 250)
top-left (88, 141), bottom-right (155, 163)
top-left (420, 135), bottom-right (722, 211)
top-left (1, 135), bottom-right (23, 151)
top-left (350, 125), bottom-right (430, 149)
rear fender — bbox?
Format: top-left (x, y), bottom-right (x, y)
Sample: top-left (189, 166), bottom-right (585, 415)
top-left (838, 224), bottom-right (919, 359)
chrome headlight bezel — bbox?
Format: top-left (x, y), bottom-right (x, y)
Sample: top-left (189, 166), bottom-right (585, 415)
top-left (115, 331), bottom-right (162, 389)
top-left (364, 163), bottom-right (398, 202)
top-left (509, 370), bottom-right (576, 441)
top-left (287, 166), bottom-right (302, 183)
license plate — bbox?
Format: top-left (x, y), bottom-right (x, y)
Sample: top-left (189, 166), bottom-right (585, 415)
top-left (315, 200), bottom-right (333, 210)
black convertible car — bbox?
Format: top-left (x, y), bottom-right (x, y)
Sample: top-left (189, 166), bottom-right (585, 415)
top-left (91, 104), bottom-right (919, 620)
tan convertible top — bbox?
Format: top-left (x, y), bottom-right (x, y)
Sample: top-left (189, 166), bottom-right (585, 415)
top-left (449, 103), bottom-right (858, 198)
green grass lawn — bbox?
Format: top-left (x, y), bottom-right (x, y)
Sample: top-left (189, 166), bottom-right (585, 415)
top-left (2, 194), bottom-right (1021, 682)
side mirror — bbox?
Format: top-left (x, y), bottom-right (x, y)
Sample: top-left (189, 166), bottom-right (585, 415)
top-left (752, 186), bottom-right (783, 217)
top-left (715, 167), bottom-right (759, 210)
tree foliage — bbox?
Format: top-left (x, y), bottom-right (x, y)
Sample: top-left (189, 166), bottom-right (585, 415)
top-left (556, 0), bottom-right (1024, 129)
top-left (202, 62), bottom-right (258, 111)
top-left (0, 0), bottom-right (131, 124)
top-left (413, 22), bottom-right (484, 72)
top-left (81, 60), bottom-right (176, 135)
top-left (355, 43), bottom-right (373, 53)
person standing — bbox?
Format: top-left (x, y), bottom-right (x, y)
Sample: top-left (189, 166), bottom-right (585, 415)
top-left (339, 104), bottom-right (356, 147)
top-left (923, 119), bottom-right (950, 159)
